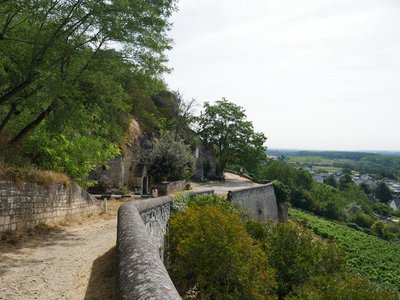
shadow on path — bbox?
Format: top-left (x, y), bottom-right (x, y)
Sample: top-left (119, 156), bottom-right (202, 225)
top-left (84, 246), bottom-right (116, 300)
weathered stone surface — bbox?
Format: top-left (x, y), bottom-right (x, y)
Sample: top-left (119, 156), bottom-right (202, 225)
top-left (0, 181), bottom-right (103, 232)
top-left (227, 183), bottom-right (280, 222)
top-left (156, 180), bottom-right (186, 196)
top-left (117, 199), bottom-right (181, 300)
top-left (278, 202), bottom-right (289, 222)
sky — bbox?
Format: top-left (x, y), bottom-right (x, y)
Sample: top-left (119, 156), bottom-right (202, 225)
top-left (164, 0), bottom-right (400, 151)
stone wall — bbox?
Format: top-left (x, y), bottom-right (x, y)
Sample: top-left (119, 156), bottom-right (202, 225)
top-left (227, 183), bottom-right (281, 222)
top-left (0, 181), bottom-right (103, 232)
top-left (117, 196), bottom-right (181, 300)
top-left (117, 190), bottom-right (215, 299)
top-left (156, 180), bottom-right (186, 196)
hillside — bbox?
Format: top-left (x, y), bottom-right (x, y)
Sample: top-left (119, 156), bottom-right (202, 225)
top-left (290, 208), bottom-right (400, 290)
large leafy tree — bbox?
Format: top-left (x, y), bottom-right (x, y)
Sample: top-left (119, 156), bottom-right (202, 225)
top-left (196, 98), bottom-right (267, 175)
top-left (0, 0), bottom-right (176, 181)
top-left (0, 0), bottom-right (176, 144)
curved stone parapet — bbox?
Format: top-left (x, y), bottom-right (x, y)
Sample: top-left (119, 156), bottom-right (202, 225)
top-left (117, 197), bottom-right (181, 299)
top-left (227, 183), bottom-right (281, 222)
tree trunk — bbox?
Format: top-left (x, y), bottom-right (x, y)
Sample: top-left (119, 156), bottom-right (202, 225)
top-left (9, 100), bottom-right (57, 146)
top-left (0, 103), bottom-right (16, 133)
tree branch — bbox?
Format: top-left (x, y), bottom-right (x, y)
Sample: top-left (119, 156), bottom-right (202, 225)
top-left (9, 99), bottom-right (59, 145)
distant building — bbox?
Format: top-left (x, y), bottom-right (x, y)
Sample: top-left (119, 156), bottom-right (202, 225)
top-left (389, 199), bottom-right (400, 211)
top-left (313, 173), bottom-right (325, 183)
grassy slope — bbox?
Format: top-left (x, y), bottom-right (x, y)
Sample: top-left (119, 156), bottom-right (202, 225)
top-left (289, 208), bottom-right (400, 290)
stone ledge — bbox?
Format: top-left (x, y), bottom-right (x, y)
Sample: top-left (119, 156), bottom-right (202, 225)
top-left (117, 198), bottom-right (181, 300)
top-left (116, 190), bottom-right (215, 300)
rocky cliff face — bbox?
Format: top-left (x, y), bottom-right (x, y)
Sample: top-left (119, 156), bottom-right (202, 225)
top-left (88, 119), bottom-right (153, 194)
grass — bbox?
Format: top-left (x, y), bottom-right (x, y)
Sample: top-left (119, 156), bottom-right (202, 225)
top-left (288, 156), bottom-right (352, 166)
top-left (0, 161), bottom-right (71, 187)
top-left (315, 166), bottom-right (342, 172)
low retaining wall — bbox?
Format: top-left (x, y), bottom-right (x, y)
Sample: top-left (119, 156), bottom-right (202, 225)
top-left (228, 183), bottom-right (280, 222)
top-left (156, 180), bottom-right (186, 196)
top-left (0, 181), bottom-right (103, 232)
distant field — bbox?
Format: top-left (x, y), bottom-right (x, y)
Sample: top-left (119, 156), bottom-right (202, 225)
top-left (288, 156), bottom-right (352, 166)
top-left (288, 156), bottom-right (334, 164)
top-left (289, 209), bottom-right (400, 290)
top-left (315, 166), bottom-right (342, 172)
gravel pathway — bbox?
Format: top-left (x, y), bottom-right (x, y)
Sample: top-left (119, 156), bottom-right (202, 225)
top-left (0, 215), bottom-right (117, 300)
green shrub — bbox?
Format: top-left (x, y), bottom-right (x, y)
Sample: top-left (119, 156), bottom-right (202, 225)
top-left (350, 213), bottom-right (376, 228)
top-left (273, 180), bottom-right (290, 203)
top-left (263, 222), bottom-right (345, 298)
top-left (168, 203), bottom-right (277, 299)
top-left (287, 273), bottom-right (399, 300)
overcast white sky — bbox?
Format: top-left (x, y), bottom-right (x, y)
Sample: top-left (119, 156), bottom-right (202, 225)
top-left (165, 0), bottom-right (400, 151)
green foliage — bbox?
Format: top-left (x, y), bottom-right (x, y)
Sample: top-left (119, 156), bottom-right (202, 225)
top-left (249, 222), bottom-right (345, 299)
top-left (273, 180), bottom-right (290, 204)
top-left (272, 150), bottom-right (400, 179)
top-left (196, 98), bottom-right (267, 175)
top-left (22, 130), bottom-right (120, 184)
top-left (372, 202), bottom-right (392, 217)
top-left (290, 208), bottom-right (400, 290)
top-left (323, 174), bottom-right (337, 187)
top-left (374, 182), bottom-right (393, 203)
top-left (359, 182), bottom-right (372, 195)
top-left (168, 202), bottom-right (277, 299)
top-left (338, 174), bottom-right (353, 190)
top-left (287, 273), bottom-right (399, 300)
top-left (371, 220), bottom-right (400, 240)
top-left (171, 191), bottom-right (197, 212)
top-left (147, 131), bottom-right (195, 182)
top-left (0, 0), bottom-right (178, 181)
top-left (258, 160), bottom-right (313, 191)
top-left (356, 154), bottom-right (400, 179)
top-left (350, 213), bottom-right (376, 229)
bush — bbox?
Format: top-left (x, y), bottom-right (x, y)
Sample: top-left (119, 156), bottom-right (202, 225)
top-left (350, 213), bottom-right (376, 229)
top-left (372, 202), bottom-right (391, 217)
top-left (168, 203), bottom-right (277, 299)
top-left (273, 180), bottom-right (290, 204)
top-left (247, 221), bottom-right (345, 299)
top-left (147, 131), bottom-right (195, 182)
top-left (287, 273), bottom-right (399, 300)
top-left (271, 223), bottom-right (346, 298)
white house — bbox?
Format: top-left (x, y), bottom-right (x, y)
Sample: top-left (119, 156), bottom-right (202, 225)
top-left (389, 199), bottom-right (400, 211)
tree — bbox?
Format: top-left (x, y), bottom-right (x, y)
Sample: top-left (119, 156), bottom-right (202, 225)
top-left (374, 182), bottom-right (393, 203)
top-left (338, 174), bottom-right (353, 190)
top-left (196, 99), bottom-right (267, 175)
top-left (324, 175), bottom-right (337, 188)
top-left (147, 131), bottom-right (195, 182)
top-left (259, 160), bottom-right (313, 191)
top-left (0, 0), bottom-right (177, 145)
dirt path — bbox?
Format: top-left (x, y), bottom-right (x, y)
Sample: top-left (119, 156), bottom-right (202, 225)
top-left (0, 200), bottom-right (128, 300)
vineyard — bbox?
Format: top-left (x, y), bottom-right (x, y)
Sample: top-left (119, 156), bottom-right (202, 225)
top-left (289, 208), bottom-right (400, 290)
